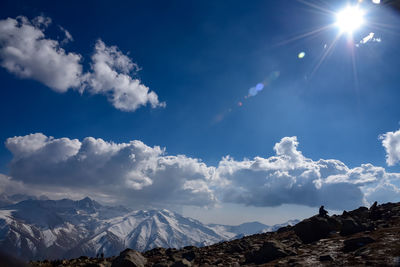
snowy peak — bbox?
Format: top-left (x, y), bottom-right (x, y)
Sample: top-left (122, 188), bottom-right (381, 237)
top-left (0, 197), bottom-right (298, 261)
top-left (87, 209), bottom-right (224, 254)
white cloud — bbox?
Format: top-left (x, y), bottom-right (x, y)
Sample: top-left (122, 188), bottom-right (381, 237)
top-left (0, 16), bottom-right (83, 92)
top-left (215, 136), bottom-right (400, 210)
top-left (0, 173), bottom-right (29, 196)
top-left (0, 16), bottom-right (165, 111)
top-left (380, 129), bottom-right (400, 166)
top-left (5, 133), bottom-right (214, 207)
top-left (3, 134), bottom-right (400, 210)
top-left (365, 182), bottom-right (400, 203)
top-left (84, 40), bottom-right (165, 111)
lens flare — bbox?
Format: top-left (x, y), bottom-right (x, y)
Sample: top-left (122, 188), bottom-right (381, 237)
top-left (336, 6), bottom-right (365, 34)
top-left (298, 52), bottom-right (306, 59)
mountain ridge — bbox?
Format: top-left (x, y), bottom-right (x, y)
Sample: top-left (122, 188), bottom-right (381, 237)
top-left (0, 196), bottom-right (296, 261)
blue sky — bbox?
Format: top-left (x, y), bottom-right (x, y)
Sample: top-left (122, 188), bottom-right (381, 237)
top-left (1, 0), bottom-right (400, 225)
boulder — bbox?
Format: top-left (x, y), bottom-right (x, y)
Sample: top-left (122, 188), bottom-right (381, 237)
top-left (340, 218), bottom-right (364, 236)
top-left (85, 263), bottom-right (106, 267)
top-left (343, 236), bottom-right (375, 252)
top-left (245, 240), bottom-right (294, 264)
top-left (144, 247), bottom-right (166, 257)
top-left (182, 250), bottom-right (196, 261)
top-left (171, 258), bottom-right (192, 267)
top-left (111, 249), bottom-right (147, 267)
top-left (227, 243), bottom-right (245, 253)
top-left (153, 262), bottom-right (173, 267)
top-left (348, 207), bottom-right (369, 220)
top-left (294, 216), bottom-right (339, 243)
top-left (319, 255), bottom-right (333, 261)
top-left (277, 225), bottom-right (292, 233)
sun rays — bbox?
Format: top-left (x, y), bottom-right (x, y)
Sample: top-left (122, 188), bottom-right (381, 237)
top-left (274, 0), bottom-right (398, 80)
top-left (336, 5), bottom-right (365, 34)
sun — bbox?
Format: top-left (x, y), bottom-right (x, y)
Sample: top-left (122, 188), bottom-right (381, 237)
top-left (335, 6), bottom-right (365, 34)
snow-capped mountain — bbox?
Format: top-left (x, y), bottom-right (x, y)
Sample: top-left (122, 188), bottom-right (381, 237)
top-left (0, 197), bottom-right (130, 260)
top-left (0, 197), bottom-right (297, 260)
top-left (75, 209), bottom-right (231, 257)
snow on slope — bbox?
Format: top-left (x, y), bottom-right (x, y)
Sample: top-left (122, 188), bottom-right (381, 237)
top-left (0, 197), bottom-right (299, 260)
top-left (78, 209), bottom-right (225, 257)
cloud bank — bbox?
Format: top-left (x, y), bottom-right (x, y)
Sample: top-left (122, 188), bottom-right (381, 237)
top-left (4, 133), bottom-right (400, 210)
top-left (0, 16), bottom-right (164, 111)
top-left (5, 133), bottom-right (214, 207)
top-left (215, 136), bottom-right (400, 210)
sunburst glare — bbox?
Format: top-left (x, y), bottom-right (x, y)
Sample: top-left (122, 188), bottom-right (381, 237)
top-left (336, 6), bottom-right (365, 34)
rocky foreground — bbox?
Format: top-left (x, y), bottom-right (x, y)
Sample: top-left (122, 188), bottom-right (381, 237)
top-left (25, 202), bottom-right (400, 266)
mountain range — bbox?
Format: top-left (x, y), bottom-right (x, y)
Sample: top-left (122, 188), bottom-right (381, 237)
top-left (0, 196), bottom-right (298, 260)
top-left (29, 201), bottom-right (400, 266)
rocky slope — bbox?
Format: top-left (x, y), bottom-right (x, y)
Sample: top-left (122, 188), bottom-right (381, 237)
top-left (0, 197), bottom-right (287, 261)
top-left (28, 201), bottom-right (400, 266)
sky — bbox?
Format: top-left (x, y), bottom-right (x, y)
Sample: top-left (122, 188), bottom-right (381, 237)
top-left (1, 0), bottom-right (400, 225)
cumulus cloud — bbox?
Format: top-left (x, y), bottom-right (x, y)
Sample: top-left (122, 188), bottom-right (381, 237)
top-left (5, 133), bottom-right (215, 207)
top-left (3, 134), bottom-right (400, 209)
top-left (0, 16), bottom-right (82, 92)
top-left (380, 129), bottom-right (400, 166)
top-left (364, 182), bottom-right (400, 204)
top-left (0, 16), bottom-right (164, 111)
top-left (84, 40), bottom-right (165, 111)
top-left (215, 136), bottom-right (400, 210)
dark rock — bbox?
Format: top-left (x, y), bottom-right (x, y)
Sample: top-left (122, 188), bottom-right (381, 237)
top-left (166, 248), bottom-right (178, 256)
top-left (343, 236), bottom-right (375, 252)
top-left (182, 251), bottom-right (196, 261)
top-left (348, 207), bottom-right (369, 220)
top-left (277, 225), bottom-right (292, 233)
top-left (144, 247), bottom-right (166, 257)
top-left (212, 258), bottom-right (223, 265)
top-left (227, 243), bottom-right (244, 253)
top-left (245, 240), bottom-right (293, 264)
top-left (294, 216), bottom-right (339, 243)
top-left (319, 255), bottom-right (333, 261)
top-left (84, 263), bottom-right (102, 267)
top-left (340, 218), bottom-right (364, 236)
top-left (111, 249), bottom-right (147, 267)
top-left (153, 262), bottom-right (172, 267)
top-left (171, 258), bottom-right (191, 267)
